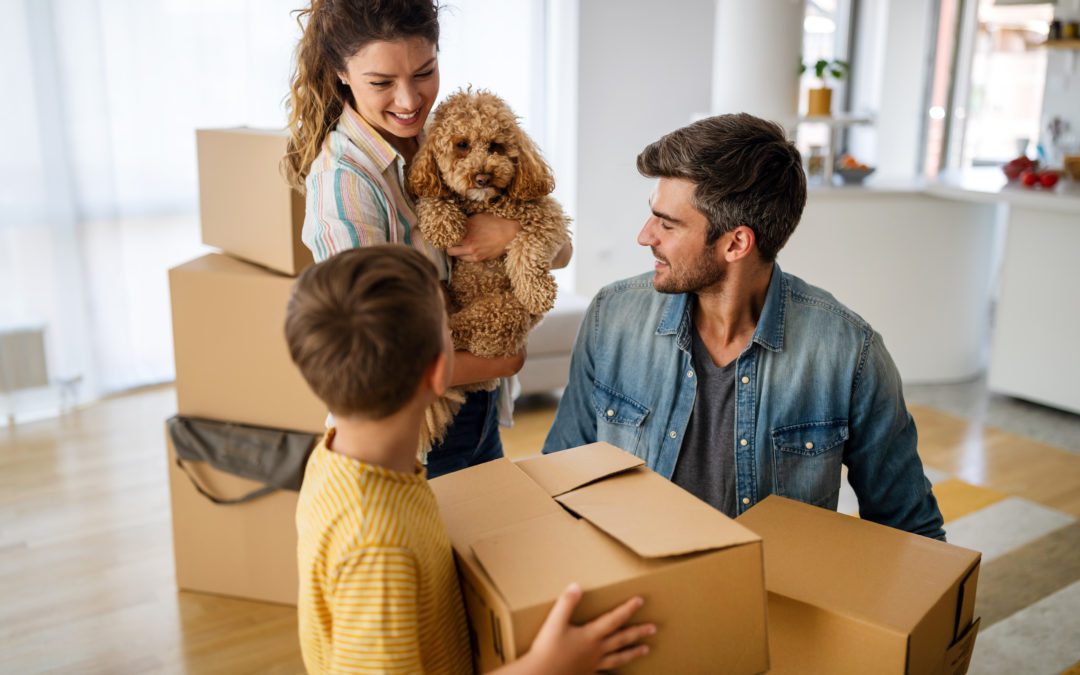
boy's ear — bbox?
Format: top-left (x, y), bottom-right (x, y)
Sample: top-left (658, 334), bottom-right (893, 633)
top-left (427, 348), bottom-right (452, 397)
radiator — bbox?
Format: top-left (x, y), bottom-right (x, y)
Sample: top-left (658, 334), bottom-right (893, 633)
top-left (0, 325), bottom-right (49, 393)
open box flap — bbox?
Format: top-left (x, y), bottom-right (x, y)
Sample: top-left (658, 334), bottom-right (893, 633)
top-left (515, 443), bottom-right (645, 497)
top-left (556, 468), bottom-right (760, 558)
top-left (429, 458), bottom-right (563, 553)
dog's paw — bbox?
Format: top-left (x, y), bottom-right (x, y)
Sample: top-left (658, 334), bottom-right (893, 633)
top-left (418, 200), bottom-right (468, 248)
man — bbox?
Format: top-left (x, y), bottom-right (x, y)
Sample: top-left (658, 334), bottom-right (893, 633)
top-left (542, 113), bottom-right (945, 540)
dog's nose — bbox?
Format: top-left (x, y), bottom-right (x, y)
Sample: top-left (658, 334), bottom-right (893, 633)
top-left (473, 173), bottom-right (491, 188)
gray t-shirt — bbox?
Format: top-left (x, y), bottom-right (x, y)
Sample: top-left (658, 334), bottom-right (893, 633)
top-left (671, 321), bottom-right (738, 517)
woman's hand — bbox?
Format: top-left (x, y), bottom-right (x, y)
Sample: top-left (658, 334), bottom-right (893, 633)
top-left (447, 213), bottom-right (522, 262)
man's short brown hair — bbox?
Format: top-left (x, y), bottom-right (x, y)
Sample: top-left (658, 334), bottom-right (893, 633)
top-left (285, 245), bottom-right (445, 419)
top-left (637, 113), bottom-right (807, 262)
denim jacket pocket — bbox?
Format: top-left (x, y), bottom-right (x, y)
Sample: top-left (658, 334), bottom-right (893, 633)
top-left (772, 419), bottom-right (849, 507)
top-left (592, 381), bottom-right (650, 456)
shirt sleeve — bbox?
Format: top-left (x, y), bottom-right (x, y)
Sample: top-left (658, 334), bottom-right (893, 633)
top-left (327, 546), bottom-right (423, 674)
top-left (303, 165), bottom-right (393, 263)
top-left (844, 330), bottom-right (947, 541)
top-left (542, 294), bottom-right (600, 454)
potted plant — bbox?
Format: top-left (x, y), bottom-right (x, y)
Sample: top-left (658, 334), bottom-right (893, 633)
top-left (801, 58), bottom-right (849, 117)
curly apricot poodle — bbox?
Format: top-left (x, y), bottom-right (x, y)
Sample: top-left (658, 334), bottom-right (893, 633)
top-left (408, 88), bottom-right (571, 451)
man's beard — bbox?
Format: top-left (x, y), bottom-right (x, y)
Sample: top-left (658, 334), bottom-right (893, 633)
top-left (652, 243), bottom-right (726, 294)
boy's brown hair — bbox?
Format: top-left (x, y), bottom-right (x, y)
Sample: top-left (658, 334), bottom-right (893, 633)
top-left (285, 245), bottom-right (446, 419)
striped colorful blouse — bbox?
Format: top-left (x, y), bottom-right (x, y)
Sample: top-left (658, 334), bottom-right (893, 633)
top-left (296, 429), bottom-right (472, 674)
top-left (303, 104), bottom-right (451, 280)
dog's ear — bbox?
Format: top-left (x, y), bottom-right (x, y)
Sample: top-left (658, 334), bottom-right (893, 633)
top-left (509, 129), bottom-right (555, 201)
top-left (407, 135), bottom-right (449, 199)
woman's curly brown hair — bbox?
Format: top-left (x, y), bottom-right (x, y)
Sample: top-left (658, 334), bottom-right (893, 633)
top-left (281, 0), bottom-right (440, 193)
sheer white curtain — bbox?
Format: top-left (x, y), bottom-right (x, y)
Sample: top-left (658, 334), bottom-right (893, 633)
top-left (1, 0), bottom-right (546, 417)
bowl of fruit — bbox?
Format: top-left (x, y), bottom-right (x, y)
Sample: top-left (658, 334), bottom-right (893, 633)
top-left (835, 154), bottom-right (875, 185)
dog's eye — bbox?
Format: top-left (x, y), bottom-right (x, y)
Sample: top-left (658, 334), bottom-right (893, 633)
top-left (455, 140), bottom-right (470, 151)
top-left (488, 142), bottom-right (505, 155)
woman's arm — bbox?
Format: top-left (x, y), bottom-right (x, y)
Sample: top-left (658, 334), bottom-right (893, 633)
top-left (449, 348), bottom-right (526, 387)
top-left (550, 239), bottom-right (573, 270)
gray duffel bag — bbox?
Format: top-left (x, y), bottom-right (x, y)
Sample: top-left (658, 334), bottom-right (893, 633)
top-left (167, 415), bottom-right (319, 505)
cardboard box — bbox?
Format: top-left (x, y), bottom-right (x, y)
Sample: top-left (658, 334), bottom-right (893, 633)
top-left (429, 443), bottom-right (769, 674)
top-left (737, 496), bottom-right (981, 675)
top-left (170, 253), bottom-right (327, 434)
top-left (166, 429), bottom-right (298, 605)
top-left (196, 128), bottom-right (312, 276)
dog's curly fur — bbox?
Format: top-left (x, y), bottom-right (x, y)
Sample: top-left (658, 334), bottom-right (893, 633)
top-left (408, 89), bottom-right (571, 451)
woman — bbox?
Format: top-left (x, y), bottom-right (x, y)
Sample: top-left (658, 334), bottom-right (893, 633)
top-left (283, 0), bottom-right (571, 478)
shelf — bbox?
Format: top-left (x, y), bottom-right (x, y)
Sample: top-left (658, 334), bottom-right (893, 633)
top-left (1043, 39), bottom-right (1080, 50)
top-left (797, 114), bottom-right (876, 183)
top-left (797, 113), bottom-right (875, 127)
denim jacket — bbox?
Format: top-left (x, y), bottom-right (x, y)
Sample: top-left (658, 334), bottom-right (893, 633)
top-left (543, 265), bottom-right (945, 540)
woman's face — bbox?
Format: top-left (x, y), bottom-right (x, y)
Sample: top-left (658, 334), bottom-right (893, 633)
top-left (339, 37), bottom-right (439, 146)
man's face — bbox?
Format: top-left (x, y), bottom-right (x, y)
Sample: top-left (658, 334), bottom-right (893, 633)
top-left (637, 177), bottom-right (725, 294)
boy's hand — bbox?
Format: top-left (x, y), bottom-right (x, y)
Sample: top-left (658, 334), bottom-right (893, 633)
top-left (520, 583), bottom-right (656, 674)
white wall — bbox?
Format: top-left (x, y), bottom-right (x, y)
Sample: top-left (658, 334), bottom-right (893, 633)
top-left (573, 0), bottom-right (715, 297)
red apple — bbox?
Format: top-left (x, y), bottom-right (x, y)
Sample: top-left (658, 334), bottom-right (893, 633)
top-left (1004, 156), bottom-right (1035, 181)
top-left (1020, 169), bottom-right (1038, 187)
top-left (1040, 171), bottom-right (1059, 188)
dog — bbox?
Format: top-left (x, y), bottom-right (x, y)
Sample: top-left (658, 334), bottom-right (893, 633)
top-left (408, 89), bottom-right (571, 451)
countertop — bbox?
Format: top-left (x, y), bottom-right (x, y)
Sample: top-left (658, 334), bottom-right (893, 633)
top-left (808, 168), bottom-right (1080, 215)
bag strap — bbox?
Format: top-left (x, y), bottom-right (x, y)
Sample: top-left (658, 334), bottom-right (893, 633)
top-left (174, 455), bottom-right (278, 505)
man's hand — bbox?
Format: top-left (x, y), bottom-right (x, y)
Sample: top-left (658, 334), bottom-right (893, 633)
top-left (447, 213), bottom-right (522, 262)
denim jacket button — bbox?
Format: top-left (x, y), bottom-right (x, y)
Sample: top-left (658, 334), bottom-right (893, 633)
top-left (606, 409), bottom-right (615, 417)
top-left (805, 441), bottom-right (814, 450)
top-left (740, 438), bottom-right (748, 447)
top-left (687, 370), bottom-right (694, 378)
top-left (742, 497), bottom-right (751, 505)
top-left (669, 430), bottom-right (677, 439)
top-left (741, 376), bottom-right (750, 384)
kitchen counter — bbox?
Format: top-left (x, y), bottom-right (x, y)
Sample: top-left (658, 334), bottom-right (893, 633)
top-left (781, 169), bottom-right (1079, 413)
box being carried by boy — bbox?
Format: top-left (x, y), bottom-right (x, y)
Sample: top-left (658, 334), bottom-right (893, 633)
top-left (430, 442), bottom-right (770, 674)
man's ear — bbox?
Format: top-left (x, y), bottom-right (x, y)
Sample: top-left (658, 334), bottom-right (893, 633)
top-left (724, 225), bottom-right (757, 262)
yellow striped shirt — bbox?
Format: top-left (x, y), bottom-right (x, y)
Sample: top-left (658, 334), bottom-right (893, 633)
top-left (296, 429), bottom-right (472, 674)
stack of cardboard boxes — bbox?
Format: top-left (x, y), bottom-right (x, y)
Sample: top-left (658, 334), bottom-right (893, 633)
top-left (167, 128), bottom-right (322, 605)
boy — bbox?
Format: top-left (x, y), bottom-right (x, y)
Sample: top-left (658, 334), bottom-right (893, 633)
top-left (285, 245), bottom-right (655, 674)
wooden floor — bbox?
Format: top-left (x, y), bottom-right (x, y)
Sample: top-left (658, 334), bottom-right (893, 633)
top-left (2, 385), bottom-right (1079, 673)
